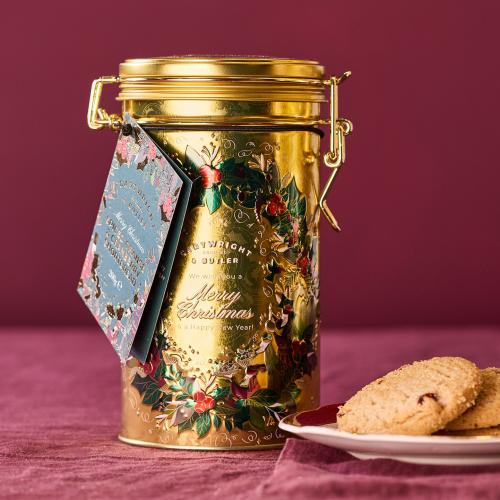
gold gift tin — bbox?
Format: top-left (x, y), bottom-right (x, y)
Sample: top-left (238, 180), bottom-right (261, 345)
top-left (87, 57), bottom-right (352, 450)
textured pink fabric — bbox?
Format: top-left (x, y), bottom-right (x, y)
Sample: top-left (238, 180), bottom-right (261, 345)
top-left (0, 329), bottom-right (279, 499)
top-left (2, 327), bottom-right (500, 499)
top-left (259, 438), bottom-right (500, 499)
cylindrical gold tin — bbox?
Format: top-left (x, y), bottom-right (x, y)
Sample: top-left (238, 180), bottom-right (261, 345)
top-left (88, 57), bottom-right (352, 450)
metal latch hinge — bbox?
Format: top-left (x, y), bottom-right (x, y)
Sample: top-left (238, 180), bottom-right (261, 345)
top-left (319, 71), bottom-right (353, 232)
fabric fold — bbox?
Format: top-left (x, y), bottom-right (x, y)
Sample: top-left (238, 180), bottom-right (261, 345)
top-left (256, 438), bottom-right (500, 500)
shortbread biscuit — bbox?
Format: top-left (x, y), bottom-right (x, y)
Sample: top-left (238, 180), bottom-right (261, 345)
top-left (445, 368), bottom-right (500, 431)
top-left (337, 357), bottom-right (482, 435)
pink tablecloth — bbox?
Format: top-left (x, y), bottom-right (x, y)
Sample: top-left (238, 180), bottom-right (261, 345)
top-left (1, 327), bottom-right (500, 499)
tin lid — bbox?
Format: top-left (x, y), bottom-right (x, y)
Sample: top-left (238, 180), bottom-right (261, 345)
top-left (118, 56), bottom-right (326, 102)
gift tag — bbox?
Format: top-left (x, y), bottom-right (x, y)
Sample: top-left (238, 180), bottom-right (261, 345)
top-left (77, 114), bottom-right (192, 363)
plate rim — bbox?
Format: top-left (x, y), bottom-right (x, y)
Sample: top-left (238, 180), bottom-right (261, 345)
top-left (279, 411), bottom-right (500, 445)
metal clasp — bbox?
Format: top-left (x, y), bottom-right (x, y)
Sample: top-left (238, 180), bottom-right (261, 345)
top-left (320, 72), bottom-right (353, 232)
top-left (87, 76), bottom-right (122, 130)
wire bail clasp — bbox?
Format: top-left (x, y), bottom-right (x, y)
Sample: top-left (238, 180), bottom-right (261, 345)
top-left (320, 72), bottom-right (353, 232)
top-left (87, 76), bottom-right (123, 131)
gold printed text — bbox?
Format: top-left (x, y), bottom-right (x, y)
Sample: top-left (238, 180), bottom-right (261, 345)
top-left (177, 283), bottom-right (254, 321)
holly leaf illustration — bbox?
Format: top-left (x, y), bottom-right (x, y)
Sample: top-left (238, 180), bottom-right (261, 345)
top-left (152, 393), bottom-right (171, 411)
top-left (219, 158), bottom-right (266, 192)
top-left (169, 383), bottom-right (183, 392)
top-left (219, 184), bottom-right (236, 208)
top-left (154, 360), bottom-right (166, 380)
top-left (279, 382), bottom-right (301, 409)
top-left (213, 414), bottom-right (222, 430)
top-left (196, 411), bottom-right (212, 438)
top-left (233, 406), bottom-right (250, 429)
top-left (131, 374), bottom-right (156, 395)
top-left (164, 364), bottom-right (177, 381)
top-left (247, 389), bottom-right (279, 407)
top-left (285, 178), bottom-right (306, 218)
top-left (211, 386), bottom-right (230, 401)
top-left (215, 404), bottom-right (238, 416)
top-left (204, 187), bottom-right (222, 214)
top-left (178, 413), bottom-right (199, 434)
top-left (275, 214), bottom-right (293, 238)
top-left (218, 158), bottom-right (242, 186)
top-left (249, 406), bottom-right (267, 431)
top-left (143, 385), bottom-right (162, 406)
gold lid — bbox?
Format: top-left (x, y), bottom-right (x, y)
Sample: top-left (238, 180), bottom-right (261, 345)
top-left (118, 56), bottom-right (326, 102)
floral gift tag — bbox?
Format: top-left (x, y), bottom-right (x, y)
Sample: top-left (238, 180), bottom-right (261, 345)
top-left (77, 114), bottom-right (192, 363)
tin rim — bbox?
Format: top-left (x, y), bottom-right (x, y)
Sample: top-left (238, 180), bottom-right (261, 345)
top-left (119, 56), bottom-right (324, 79)
top-left (118, 434), bottom-right (285, 451)
top-left (118, 56), bottom-right (326, 102)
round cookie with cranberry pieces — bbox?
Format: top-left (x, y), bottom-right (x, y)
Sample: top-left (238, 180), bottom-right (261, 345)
top-left (445, 367), bottom-right (500, 431)
top-left (336, 357), bottom-right (482, 435)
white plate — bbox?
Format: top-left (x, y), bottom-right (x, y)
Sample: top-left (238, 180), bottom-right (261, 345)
top-left (279, 404), bottom-right (500, 465)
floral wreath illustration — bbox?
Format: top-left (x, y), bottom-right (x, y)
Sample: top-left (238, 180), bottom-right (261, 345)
top-left (131, 142), bottom-right (318, 438)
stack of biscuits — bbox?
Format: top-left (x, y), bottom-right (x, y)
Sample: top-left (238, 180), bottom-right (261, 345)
top-left (336, 357), bottom-right (500, 436)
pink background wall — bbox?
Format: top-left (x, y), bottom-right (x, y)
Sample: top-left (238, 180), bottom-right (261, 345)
top-left (2, 0), bottom-right (499, 328)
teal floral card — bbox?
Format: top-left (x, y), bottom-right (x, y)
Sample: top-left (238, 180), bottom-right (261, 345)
top-left (77, 115), bottom-right (192, 363)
